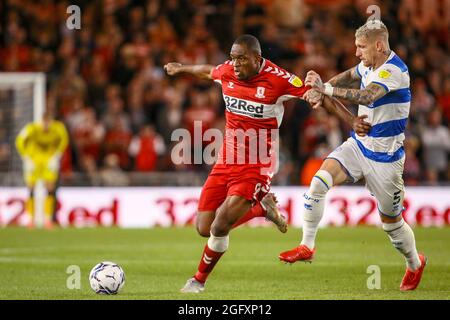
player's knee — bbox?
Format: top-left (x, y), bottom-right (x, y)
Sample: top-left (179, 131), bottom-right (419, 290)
top-left (210, 222), bottom-right (229, 237)
top-left (210, 198), bottom-right (244, 236)
top-left (46, 183), bottom-right (56, 194)
top-left (196, 219), bottom-right (211, 237)
top-left (195, 211), bottom-right (215, 237)
top-left (210, 214), bottom-right (231, 237)
top-left (308, 170), bottom-right (333, 199)
top-left (380, 214), bottom-right (403, 224)
top-left (379, 207), bottom-right (404, 224)
top-left (378, 189), bottom-right (404, 222)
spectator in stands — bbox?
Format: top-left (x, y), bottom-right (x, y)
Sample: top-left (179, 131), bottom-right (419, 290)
top-left (324, 115), bottom-right (343, 151)
top-left (403, 135), bottom-right (422, 186)
top-left (437, 77), bottom-right (450, 123)
top-left (236, 0), bottom-right (267, 38)
top-left (101, 91), bottom-right (130, 131)
top-left (0, 1), bottom-right (449, 186)
top-left (411, 78), bottom-right (435, 123)
top-left (104, 116), bottom-right (132, 170)
top-left (100, 153), bottom-right (130, 187)
top-left (300, 143), bottom-right (330, 186)
top-left (129, 125), bottom-right (166, 172)
top-left (71, 108), bottom-right (105, 167)
top-left (0, 127), bottom-right (11, 170)
top-left (80, 154), bottom-right (101, 186)
top-left (420, 109), bottom-right (450, 184)
top-left (270, 0), bottom-right (306, 32)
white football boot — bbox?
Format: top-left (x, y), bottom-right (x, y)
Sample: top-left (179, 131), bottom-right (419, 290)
top-left (180, 277), bottom-right (205, 293)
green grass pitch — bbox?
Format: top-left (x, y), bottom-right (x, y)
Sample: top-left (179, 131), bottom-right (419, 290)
top-left (0, 226), bottom-right (449, 300)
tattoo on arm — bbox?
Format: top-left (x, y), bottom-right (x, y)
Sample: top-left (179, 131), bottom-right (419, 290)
top-left (332, 83), bottom-right (387, 106)
top-left (327, 67), bottom-right (361, 89)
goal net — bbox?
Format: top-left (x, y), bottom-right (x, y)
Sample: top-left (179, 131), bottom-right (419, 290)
top-left (0, 73), bottom-right (46, 226)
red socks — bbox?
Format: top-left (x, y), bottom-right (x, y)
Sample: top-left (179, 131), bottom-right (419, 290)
top-left (232, 202), bottom-right (265, 229)
top-left (193, 202), bottom-right (266, 284)
top-left (194, 244), bottom-right (224, 283)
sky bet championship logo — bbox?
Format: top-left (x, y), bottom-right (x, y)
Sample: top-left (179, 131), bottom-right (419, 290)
top-left (170, 121), bottom-right (279, 176)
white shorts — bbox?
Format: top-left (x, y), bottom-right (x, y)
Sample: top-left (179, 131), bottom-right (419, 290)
top-left (327, 137), bottom-right (405, 217)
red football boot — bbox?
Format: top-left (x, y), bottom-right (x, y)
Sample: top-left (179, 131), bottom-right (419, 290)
top-left (400, 254), bottom-right (427, 291)
top-left (279, 244), bottom-right (315, 263)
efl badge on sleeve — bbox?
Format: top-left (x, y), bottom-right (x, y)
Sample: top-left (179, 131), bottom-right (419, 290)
top-left (288, 75), bottom-right (303, 87)
top-left (378, 69), bottom-right (391, 79)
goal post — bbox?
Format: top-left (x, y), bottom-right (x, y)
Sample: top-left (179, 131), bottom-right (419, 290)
top-left (0, 72), bottom-right (45, 121)
top-left (0, 72), bottom-right (46, 227)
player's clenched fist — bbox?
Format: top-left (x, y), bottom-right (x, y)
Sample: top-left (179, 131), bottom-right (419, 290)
top-left (303, 89), bottom-right (324, 109)
top-left (305, 70), bottom-right (324, 91)
top-left (164, 62), bottom-right (183, 75)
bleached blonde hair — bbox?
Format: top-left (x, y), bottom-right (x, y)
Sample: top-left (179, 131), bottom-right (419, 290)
top-left (355, 20), bottom-right (389, 42)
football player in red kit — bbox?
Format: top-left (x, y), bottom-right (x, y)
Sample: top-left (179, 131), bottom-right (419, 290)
top-left (164, 34), bottom-right (369, 293)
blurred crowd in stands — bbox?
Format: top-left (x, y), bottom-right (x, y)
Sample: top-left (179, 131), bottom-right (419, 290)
top-left (0, 0), bottom-right (449, 186)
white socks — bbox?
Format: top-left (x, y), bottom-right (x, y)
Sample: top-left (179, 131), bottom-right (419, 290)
top-left (301, 170), bottom-right (333, 249)
top-left (207, 232), bottom-right (229, 253)
top-left (300, 169), bottom-right (421, 272)
top-left (383, 219), bottom-right (421, 271)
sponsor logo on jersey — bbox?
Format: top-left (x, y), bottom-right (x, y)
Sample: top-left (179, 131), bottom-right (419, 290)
top-left (288, 75), bottom-right (303, 87)
top-left (223, 95), bottom-right (264, 118)
top-left (378, 69), bottom-right (391, 79)
top-left (228, 81), bottom-right (234, 88)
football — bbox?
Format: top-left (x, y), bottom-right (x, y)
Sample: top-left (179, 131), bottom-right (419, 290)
top-left (89, 261), bottom-right (125, 295)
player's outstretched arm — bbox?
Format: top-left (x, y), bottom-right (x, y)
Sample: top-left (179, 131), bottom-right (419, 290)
top-left (322, 95), bottom-right (372, 137)
top-left (327, 67), bottom-right (361, 89)
top-left (303, 90), bottom-right (371, 137)
top-left (330, 82), bottom-right (387, 106)
top-left (306, 70), bottom-right (387, 106)
top-left (164, 62), bottom-right (215, 80)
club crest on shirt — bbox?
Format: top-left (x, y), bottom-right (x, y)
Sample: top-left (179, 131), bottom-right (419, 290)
top-left (288, 75), bottom-right (303, 87)
top-left (255, 86), bottom-right (265, 98)
top-left (378, 69), bottom-right (391, 79)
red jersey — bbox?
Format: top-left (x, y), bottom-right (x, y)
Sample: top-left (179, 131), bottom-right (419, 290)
top-left (211, 59), bottom-right (309, 170)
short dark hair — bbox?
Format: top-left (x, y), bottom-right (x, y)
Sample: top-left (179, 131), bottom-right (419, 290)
top-left (233, 34), bottom-right (261, 55)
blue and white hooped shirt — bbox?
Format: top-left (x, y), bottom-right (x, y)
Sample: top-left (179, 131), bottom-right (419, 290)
top-left (352, 51), bottom-right (411, 163)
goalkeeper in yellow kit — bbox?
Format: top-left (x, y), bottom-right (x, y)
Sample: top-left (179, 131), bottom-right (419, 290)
top-left (15, 111), bottom-right (69, 228)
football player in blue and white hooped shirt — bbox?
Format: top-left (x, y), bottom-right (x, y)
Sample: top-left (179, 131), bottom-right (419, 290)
top-left (279, 20), bottom-right (427, 291)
